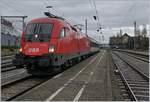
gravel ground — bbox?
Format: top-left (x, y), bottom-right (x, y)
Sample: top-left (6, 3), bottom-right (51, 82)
top-left (108, 51), bottom-right (124, 101)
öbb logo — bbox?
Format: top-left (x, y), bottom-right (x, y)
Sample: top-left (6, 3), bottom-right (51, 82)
top-left (28, 48), bottom-right (39, 53)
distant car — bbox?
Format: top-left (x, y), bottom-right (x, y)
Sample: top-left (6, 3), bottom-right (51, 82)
top-left (115, 46), bottom-right (119, 49)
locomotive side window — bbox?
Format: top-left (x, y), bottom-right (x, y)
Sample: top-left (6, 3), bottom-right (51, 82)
top-left (60, 28), bottom-right (66, 38)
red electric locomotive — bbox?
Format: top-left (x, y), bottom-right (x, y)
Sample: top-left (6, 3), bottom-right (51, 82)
top-left (13, 12), bottom-right (97, 75)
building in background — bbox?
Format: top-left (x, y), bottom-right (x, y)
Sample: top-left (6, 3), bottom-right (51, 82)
top-left (1, 34), bottom-right (18, 46)
top-left (110, 22), bottom-right (149, 50)
top-left (1, 19), bottom-right (20, 47)
top-left (109, 33), bottom-right (148, 50)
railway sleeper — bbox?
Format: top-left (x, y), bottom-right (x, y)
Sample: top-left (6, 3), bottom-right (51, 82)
top-left (135, 94), bottom-right (149, 101)
top-left (129, 84), bottom-right (149, 88)
top-left (131, 87), bottom-right (149, 91)
top-left (134, 91), bottom-right (149, 96)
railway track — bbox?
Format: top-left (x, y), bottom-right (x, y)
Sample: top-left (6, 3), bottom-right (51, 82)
top-left (113, 51), bottom-right (149, 76)
top-left (1, 69), bottom-right (29, 86)
top-left (1, 58), bottom-right (81, 101)
top-left (1, 55), bottom-right (14, 60)
top-left (1, 75), bottom-right (50, 101)
top-left (114, 50), bottom-right (149, 63)
top-left (1, 66), bottom-right (20, 72)
top-left (1, 55), bottom-right (19, 72)
top-left (111, 52), bottom-right (149, 101)
top-left (114, 49), bottom-right (149, 59)
top-left (1, 60), bottom-right (13, 68)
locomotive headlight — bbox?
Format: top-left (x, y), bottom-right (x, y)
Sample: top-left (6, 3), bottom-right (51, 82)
top-left (49, 45), bottom-right (55, 53)
top-left (19, 48), bottom-right (22, 52)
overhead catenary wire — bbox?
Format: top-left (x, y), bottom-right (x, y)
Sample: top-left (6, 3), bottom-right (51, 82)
top-left (0, 0), bottom-right (28, 22)
top-left (92, 0), bottom-right (101, 28)
top-left (88, 0), bottom-right (98, 30)
top-left (90, 0), bottom-right (102, 31)
top-left (1, 0), bottom-right (52, 28)
top-left (0, 0), bottom-right (25, 16)
top-left (89, 0), bottom-right (103, 43)
top-left (44, 1), bottom-right (78, 26)
top-left (42, 0), bottom-right (50, 7)
top-left (88, 0), bottom-right (95, 15)
top-left (119, 1), bottom-right (137, 28)
top-left (0, 0), bottom-right (29, 32)
top-left (112, 1), bottom-right (138, 36)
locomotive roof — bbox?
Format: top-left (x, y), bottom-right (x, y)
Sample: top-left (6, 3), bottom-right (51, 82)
top-left (28, 17), bottom-right (84, 34)
top-left (29, 17), bottom-right (66, 24)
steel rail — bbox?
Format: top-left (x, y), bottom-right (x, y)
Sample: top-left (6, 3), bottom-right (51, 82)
top-left (2, 75), bottom-right (31, 88)
top-left (6, 79), bottom-right (46, 101)
top-left (111, 53), bottom-right (137, 101)
top-left (2, 75), bottom-right (50, 101)
top-left (115, 50), bottom-right (149, 63)
top-left (111, 52), bottom-right (149, 101)
top-left (113, 49), bottom-right (149, 58)
top-left (113, 52), bottom-right (149, 81)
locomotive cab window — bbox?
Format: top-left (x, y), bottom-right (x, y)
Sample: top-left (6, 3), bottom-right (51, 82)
top-left (25, 23), bottom-right (53, 42)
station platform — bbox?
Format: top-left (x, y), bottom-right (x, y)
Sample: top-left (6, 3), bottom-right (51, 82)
top-left (13, 50), bottom-right (121, 101)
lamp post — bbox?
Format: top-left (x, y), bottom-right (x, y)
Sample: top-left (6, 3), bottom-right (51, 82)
top-left (85, 19), bottom-right (88, 37)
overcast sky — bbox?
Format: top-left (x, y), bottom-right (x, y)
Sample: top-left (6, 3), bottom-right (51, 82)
top-left (0, 0), bottom-right (149, 44)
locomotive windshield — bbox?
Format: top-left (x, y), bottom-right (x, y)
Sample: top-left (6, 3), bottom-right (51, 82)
top-left (25, 23), bottom-right (53, 42)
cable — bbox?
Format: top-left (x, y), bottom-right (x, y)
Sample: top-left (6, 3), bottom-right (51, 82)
top-left (92, 0), bottom-right (101, 28)
top-left (89, 0), bottom-right (103, 44)
top-left (88, 0), bottom-right (96, 17)
top-left (120, 1), bottom-right (137, 27)
top-left (91, 0), bottom-right (102, 29)
top-left (89, 0), bottom-right (102, 37)
top-left (88, 0), bottom-right (98, 31)
top-left (43, 0), bottom-right (49, 7)
top-left (0, 0), bottom-right (25, 15)
top-left (44, 1), bottom-right (76, 25)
